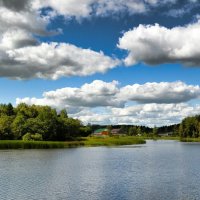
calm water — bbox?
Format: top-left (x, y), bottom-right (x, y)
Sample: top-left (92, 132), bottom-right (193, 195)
top-left (1, 140), bottom-right (200, 200)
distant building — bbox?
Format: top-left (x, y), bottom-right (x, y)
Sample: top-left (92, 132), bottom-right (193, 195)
top-left (93, 128), bottom-right (109, 136)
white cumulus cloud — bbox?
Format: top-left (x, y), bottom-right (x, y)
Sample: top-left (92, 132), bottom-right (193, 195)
top-left (16, 80), bottom-right (200, 109)
top-left (16, 80), bottom-right (123, 109)
top-left (70, 103), bottom-right (200, 127)
top-left (118, 81), bottom-right (200, 103)
top-left (5, 43), bottom-right (119, 79)
top-left (0, 0), bottom-right (119, 79)
top-left (118, 21), bottom-right (200, 66)
top-left (110, 103), bottom-right (200, 127)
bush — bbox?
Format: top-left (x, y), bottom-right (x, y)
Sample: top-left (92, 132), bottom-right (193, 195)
top-left (22, 133), bottom-right (32, 141)
top-left (22, 133), bottom-right (43, 141)
top-left (31, 133), bottom-right (43, 141)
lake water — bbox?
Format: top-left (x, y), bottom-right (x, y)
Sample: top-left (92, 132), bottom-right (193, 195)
top-left (1, 140), bottom-right (200, 200)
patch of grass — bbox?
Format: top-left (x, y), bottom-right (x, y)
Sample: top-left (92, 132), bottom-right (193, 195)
top-left (0, 140), bottom-right (66, 149)
top-left (157, 136), bottom-right (179, 140)
top-left (180, 138), bottom-right (200, 142)
top-left (0, 136), bottom-right (145, 149)
top-left (141, 136), bottom-right (179, 141)
top-left (64, 141), bottom-right (84, 148)
top-left (83, 136), bottom-right (146, 147)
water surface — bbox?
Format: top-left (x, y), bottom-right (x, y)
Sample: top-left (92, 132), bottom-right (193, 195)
top-left (0, 140), bottom-right (200, 200)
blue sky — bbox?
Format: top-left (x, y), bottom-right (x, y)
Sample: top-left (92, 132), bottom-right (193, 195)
top-left (1, 0), bottom-right (200, 126)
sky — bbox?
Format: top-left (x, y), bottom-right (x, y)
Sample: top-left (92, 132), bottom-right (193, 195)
top-left (1, 0), bottom-right (200, 127)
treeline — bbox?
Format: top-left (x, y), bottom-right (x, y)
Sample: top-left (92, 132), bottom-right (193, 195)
top-left (0, 103), bottom-right (91, 141)
top-left (120, 125), bottom-right (152, 136)
top-left (115, 115), bottom-right (200, 138)
top-left (90, 124), bottom-right (152, 136)
top-left (91, 124), bottom-right (178, 137)
top-left (92, 116), bottom-right (200, 138)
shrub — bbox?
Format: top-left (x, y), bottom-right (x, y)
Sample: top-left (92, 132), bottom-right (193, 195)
top-left (22, 133), bottom-right (32, 141)
top-left (31, 133), bottom-right (43, 141)
top-left (22, 133), bottom-right (43, 141)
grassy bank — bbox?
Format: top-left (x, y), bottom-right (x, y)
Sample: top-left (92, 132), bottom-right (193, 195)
top-left (0, 136), bottom-right (145, 149)
top-left (142, 136), bottom-right (179, 141)
top-left (180, 138), bottom-right (200, 142)
top-left (4, 136), bottom-right (200, 149)
top-left (83, 136), bottom-right (146, 147)
top-left (146, 136), bottom-right (200, 143)
top-left (0, 140), bottom-right (81, 149)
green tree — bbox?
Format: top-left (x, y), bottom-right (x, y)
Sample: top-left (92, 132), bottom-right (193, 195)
top-left (37, 106), bottom-right (58, 140)
top-left (11, 114), bottom-right (26, 139)
top-left (128, 126), bottom-right (138, 136)
top-left (0, 115), bottom-right (14, 139)
top-left (0, 103), bottom-right (14, 116)
top-left (137, 127), bottom-right (142, 136)
top-left (59, 109), bottom-right (68, 118)
top-left (152, 126), bottom-right (158, 136)
top-left (7, 103), bottom-right (14, 116)
top-left (79, 126), bottom-right (92, 137)
top-left (16, 103), bottom-right (38, 118)
top-left (180, 116), bottom-right (200, 138)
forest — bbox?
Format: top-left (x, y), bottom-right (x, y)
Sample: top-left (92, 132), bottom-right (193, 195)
top-left (0, 103), bottom-right (91, 141)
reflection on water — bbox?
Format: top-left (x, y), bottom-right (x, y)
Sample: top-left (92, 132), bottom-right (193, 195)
top-left (0, 140), bottom-right (200, 200)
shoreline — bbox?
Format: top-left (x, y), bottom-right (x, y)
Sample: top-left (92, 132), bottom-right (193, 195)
top-left (0, 136), bottom-right (145, 149)
top-left (1, 136), bottom-right (200, 149)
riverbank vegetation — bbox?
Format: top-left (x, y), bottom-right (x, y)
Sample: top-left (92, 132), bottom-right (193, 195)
top-left (0, 136), bottom-right (145, 149)
top-left (180, 138), bottom-right (200, 142)
top-left (0, 140), bottom-right (66, 149)
top-left (83, 136), bottom-right (146, 146)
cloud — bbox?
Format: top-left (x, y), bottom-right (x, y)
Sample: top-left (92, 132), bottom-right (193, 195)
top-left (0, 0), bottom-right (120, 79)
top-left (72, 109), bottom-right (113, 125)
top-left (118, 21), bottom-right (200, 66)
top-left (44, 80), bottom-right (123, 107)
top-left (16, 80), bottom-right (200, 126)
top-left (16, 80), bottom-right (123, 109)
top-left (0, 0), bottom-right (199, 79)
top-left (33, 0), bottom-right (94, 19)
top-left (0, 29), bottom-right (38, 50)
top-left (16, 80), bottom-right (200, 108)
top-left (110, 103), bottom-right (200, 126)
top-left (163, 0), bottom-right (200, 18)
top-left (33, 0), bottom-right (185, 19)
top-left (0, 4), bottom-right (50, 36)
top-left (4, 43), bottom-right (119, 79)
top-left (0, 0), bottom-right (30, 12)
top-left (94, 0), bottom-right (146, 16)
top-left (118, 81), bottom-right (200, 103)
top-left (70, 103), bottom-right (200, 127)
